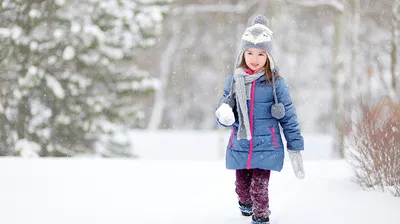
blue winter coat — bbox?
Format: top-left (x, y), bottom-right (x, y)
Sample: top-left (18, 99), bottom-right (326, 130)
top-left (216, 75), bottom-right (304, 172)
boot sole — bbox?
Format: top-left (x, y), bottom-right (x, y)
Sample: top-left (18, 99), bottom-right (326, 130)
top-left (241, 211), bottom-right (253, 216)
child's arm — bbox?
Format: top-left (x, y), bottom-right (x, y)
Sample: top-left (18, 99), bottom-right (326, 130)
top-left (218, 76), bottom-right (234, 107)
top-left (275, 78), bottom-right (305, 179)
top-left (216, 76), bottom-right (237, 127)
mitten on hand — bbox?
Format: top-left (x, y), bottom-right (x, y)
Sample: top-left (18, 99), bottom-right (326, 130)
top-left (215, 103), bottom-right (235, 126)
top-left (288, 150), bottom-right (305, 179)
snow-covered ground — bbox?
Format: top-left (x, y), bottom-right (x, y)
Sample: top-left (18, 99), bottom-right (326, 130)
top-left (0, 132), bottom-right (399, 224)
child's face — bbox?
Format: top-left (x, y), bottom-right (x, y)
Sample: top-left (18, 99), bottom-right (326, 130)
top-left (244, 48), bottom-right (267, 71)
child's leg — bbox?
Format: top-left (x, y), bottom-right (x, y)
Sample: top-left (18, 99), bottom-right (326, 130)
top-left (235, 169), bottom-right (253, 205)
top-left (250, 169), bottom-right (271, 218)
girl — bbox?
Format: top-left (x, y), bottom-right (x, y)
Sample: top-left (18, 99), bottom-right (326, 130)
top-left (215, 14), bottom-right (305, 224)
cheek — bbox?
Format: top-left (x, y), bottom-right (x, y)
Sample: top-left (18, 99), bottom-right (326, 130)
top-left (259, 57), bottom-right (267, 66)
top-left (244, 56), bottom-right (252, 66)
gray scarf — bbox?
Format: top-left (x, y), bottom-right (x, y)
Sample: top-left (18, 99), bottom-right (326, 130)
top-left (230, 68), bottom-right (265, 140)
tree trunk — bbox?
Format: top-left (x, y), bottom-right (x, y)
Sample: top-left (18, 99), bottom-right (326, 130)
top-left (348, 0), bottom-right (360, 140)
top-left (331, 1), bottom-right (345, 159)
top-left (351, 0), bottom-right (360, 89)
top-left (147, 19), bottom-right (181, 130)
top-left (391, 0), bottom-right (399, 96)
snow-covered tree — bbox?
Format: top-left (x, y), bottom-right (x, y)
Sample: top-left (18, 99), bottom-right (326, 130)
top-left (0, 0), bottom-right (170, 157)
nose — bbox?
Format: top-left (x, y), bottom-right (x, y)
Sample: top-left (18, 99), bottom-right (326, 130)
top-left (252, 55), bottom-right (260, 62)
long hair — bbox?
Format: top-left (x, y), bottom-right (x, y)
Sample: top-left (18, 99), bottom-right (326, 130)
top-left (238, 53), bottom-right (280, 84)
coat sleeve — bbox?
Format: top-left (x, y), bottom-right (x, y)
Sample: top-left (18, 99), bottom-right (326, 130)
top-left (275, 78), bottom-right (304, 150)
top-left (216, 75), bottom-right (238, 128)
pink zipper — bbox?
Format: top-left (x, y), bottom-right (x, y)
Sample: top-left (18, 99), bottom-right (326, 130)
top-left (270, 126), bottom-right (278, 148)
top-left (246, 81), bottom-right (256, 169)
top-left (228, 126), bottom-right (236, 148)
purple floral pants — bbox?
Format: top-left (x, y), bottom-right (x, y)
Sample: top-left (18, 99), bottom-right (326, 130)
top-left (235, 169), bottom-right (271, 218)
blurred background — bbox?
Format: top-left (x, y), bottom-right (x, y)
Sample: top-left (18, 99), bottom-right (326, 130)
top-left (0, 0), bottom-right (399, 162)
top-left (0, 2), bottom-right (400, 223)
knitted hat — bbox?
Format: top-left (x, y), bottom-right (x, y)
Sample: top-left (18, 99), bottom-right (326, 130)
top-left (235, 14), bottom-right (276, 72)
top-left (235, 14), bottom-right (285, 119)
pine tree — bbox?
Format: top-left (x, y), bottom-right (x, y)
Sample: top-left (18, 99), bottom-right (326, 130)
top-left (0, 0), bottom-right (169, 157)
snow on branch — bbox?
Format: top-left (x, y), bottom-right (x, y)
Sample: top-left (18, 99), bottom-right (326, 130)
top-left (170, 0), bottom-right (258, 15)
top-left (287, 0), bottom-right (344, 12)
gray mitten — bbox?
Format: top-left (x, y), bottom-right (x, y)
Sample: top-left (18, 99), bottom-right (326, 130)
top-left (288, 150), bottom-right (305, 179)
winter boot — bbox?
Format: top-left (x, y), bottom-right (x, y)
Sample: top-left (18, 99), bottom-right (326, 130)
top-left (238, 201), bottom-right (253, 216)
top-left (251, 215), bottom-right (270, 224)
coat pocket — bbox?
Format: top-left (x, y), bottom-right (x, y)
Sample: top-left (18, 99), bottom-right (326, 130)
top-left (269, 126), bottom-right (278, 148)
top-left (228, 126), bottom-right (236, 148)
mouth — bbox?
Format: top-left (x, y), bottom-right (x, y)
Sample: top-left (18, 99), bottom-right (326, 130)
top-left (250, 63), bottom-right (259, 67)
